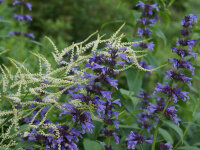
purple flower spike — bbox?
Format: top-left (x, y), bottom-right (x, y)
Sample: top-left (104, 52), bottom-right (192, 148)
top-left (166, 70), bottom-right (192, 85)
top-left (181, 14), bottom-right (198, 28)
top-left (176, 38), bottom-right (196, 50)
top-left (171, 47), bottom-right (197, 60)
top-left (60, 103), bottom-right (94, 134)
top-left (102, 128), bottom-right (120, 144)
top-left (136, 1), bottom-right (158, 17)
top-left (148, 103), bottom-right (181, 125)
top-left (168, 58), bottom-right (195, 74)
top-left (137, 27), bottom-right (152, 37)
top-left (154, 82), bottom-right (189, 103)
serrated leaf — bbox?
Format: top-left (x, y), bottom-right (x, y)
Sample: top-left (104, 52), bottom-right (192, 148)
top-left (158, 128), bottom-right (174, 144)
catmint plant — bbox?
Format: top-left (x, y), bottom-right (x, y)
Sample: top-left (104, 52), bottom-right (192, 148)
top-left (132, 0), bottom-right (159, 73)
top-left (149, 14), bottom-right (198, 150)
top-left (126, 1), bottom-right (159, 149)
top-left (133, 0), bottom-right (158, 51)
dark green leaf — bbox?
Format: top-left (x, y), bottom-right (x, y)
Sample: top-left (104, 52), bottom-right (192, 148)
top-left (83, 139), bottom-right (103, 150)
top-left (163, 120), bottom-right (183, 142)
top-left (178, 146), bottom-right (200, 150)
top-left (149, 26), bottom-right (167, 46)
top-left (125, 68), bottom-right (143, 95)
top-left (158, 128), bottom-right (174, 144)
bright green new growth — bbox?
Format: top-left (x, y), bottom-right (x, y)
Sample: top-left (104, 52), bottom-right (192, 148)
top-left (0, 24), bottom-right (152, 149)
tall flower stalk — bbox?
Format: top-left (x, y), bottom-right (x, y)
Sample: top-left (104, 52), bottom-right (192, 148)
top-left (126, 1), bottom-right (159, 149)
top-left (150, 14), bottom-right (198, 150)
top-left (8, 0), bottom-right (34, 60)
top-left (9, 0), bottom-right (34, 39)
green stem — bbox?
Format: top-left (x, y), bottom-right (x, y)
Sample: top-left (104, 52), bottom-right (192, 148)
top-left (0, 114), bottom-right (13, 128)
top-left (19, 2), bottom-right (24, 60)
top-left (129, 71), bottom-right (139, 97)
top-left (173, 122), bottom-right (191, 149)
top-left (140, 144), bottom-right (144, 150)
top-left (107, 136), bottom-right (111, 147)
top-left (68, 122), bottom-right (75, 132)
top-left (151, 99), bottom-right (170, 150)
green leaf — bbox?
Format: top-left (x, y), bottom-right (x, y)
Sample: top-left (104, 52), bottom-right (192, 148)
top-left (125, 68), bottom-right (143, 95)
top-left (178, 146), bottom-right (200, 150)
top-left (168, 0), bottom-right (175, 7)
top-left (146, 53), bottom-right (159, 68)
top-left (149, 26), bottom-right (167, 46)
top-left (163, 120), bottom-right (183, 142)
top-left (160, 0), bottom-right (166, 7)
top-left (15, 141), bottom-right (41, 149)
top-left (118, 123), bottom-right (139, 129)
top-left (194, 142), bottom-right (200, 146)
top-left (158, 128), bottom-right (174, 144)
top-left (120, 88), bottom-right (132, 98)
top-left (159, 11), bottom-right (170, 28)
top-left (83, 139), bottom-right (103, 150)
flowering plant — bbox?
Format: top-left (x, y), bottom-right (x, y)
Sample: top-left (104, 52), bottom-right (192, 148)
top-left (0, 0), bottom-right (200, 150)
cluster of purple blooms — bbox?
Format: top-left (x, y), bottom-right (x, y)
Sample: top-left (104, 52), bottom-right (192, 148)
top-left (9, 0), bottom-right (34, 39)
top-left (152, 14), bottom-right (197, 150)
top-left (125, 1), bottom-right (159, 149)
top-left (132, 0), bottom-right (158, 70)
top-left (22, 42), bottom-right (138, 149)
top-left (133, 0), bottom-right (158, 51)
top-left (57, 43), bottom-right (135, 149)
top-left (152, 13), bottom-right (198, 112)
top-left (23, 98), bottom-right (50, 125)
top-left (146, 14), bottom-right (197, 150)
top-left (25, 125), bottom-right (82, 150)
top-left (126, 9), bottom-right (198, 150)
top-left (137, 91), bottom-right (158, 132)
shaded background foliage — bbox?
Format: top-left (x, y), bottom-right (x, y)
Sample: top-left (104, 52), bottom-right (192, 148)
top-left (0, 0), bottom-right (200, 149)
